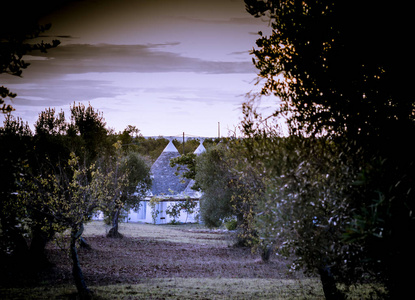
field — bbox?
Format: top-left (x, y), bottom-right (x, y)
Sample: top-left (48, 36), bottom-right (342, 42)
top-left (0, 221), bottom-right (378, 299)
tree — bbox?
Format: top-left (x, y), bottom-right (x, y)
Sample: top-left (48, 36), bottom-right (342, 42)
top-left (19, 153), bottom-right (104, 299)
top-left (69, 102), bottom-right (108, 164)
top-left (244, 1), bottom-right (415, 298)
top-left (95, 142), bottom-right (128, 239)
top-left (245, 0), bottom-right (413, 141)
top-left (135, 136), bottom-right (169, 162)
top-left (173, 138), bottom-right (200, 155)
top-left (118, 125), bottom-right (140, 153)
top-left (0, 115), bottom-right (33, 262)
top-left (166, 197), bottom-right (198, 224)
top-left (1, 102), bottom-right (128, 297)
top-left (100, 142), bottom-right (152, 238)
top-left (1, 103), bottom-right (113, 297)
top-left (195, 144), bottom-right (235, 228)
top-left (170, 153), bottom-right (197, 181)
top-left (247, 134), bottom-right (359, 299)
top-left (149, 197), bottom-right (162, 225)
top-left (1, 13), bottom-right (60, 112)
top-left (34, 107), bottom-right (67, 136)
top-left (195, 141), bottom-right (262, 246)
top-left (120, 151), bottom-right (152, 211)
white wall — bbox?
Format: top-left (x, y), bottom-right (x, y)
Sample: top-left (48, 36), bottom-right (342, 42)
top-left (92, 200), bottom-right (200, 225)
top-left (125, 200), bottom-right (199, 224)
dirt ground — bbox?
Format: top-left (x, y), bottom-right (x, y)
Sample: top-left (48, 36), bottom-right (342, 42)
top-left (56, 222), bottom-right (300, 286)
top-left (1, 222), bottom-right (386, 299)
top-left (2, 221), bottom-right (302, 289)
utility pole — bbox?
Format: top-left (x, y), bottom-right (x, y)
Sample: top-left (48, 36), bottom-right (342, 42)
top-left (182, 132), bottom-right (185, 155)
top-left (218, 122), bottom-right (220, 139)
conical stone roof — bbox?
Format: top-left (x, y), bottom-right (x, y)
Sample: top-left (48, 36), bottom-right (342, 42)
top-left (193, 142), bottom-right (206, 155)
top-left (150, 140), bottom-right (190, 196)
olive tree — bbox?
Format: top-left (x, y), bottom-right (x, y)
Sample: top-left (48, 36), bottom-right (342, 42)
top-left (100, 143), bottom-right (152, 238)
top-left (244, 1), bottom-right (415, 298)
top-left (19, 154), bottom-right (104, 299)
top-left (195, 141), bottom-right (263, 246)
top-left (0, 115), bottom-right (33, 261)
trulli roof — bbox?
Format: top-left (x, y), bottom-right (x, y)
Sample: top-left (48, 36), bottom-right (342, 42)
top-left (193, 142), bottom-right (206, 155)
top-left (150, 140), bottom-right (190, 196)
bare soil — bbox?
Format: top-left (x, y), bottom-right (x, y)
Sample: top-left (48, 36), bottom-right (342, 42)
top-left (2, 222), bottom-right (301, 289)
top-left (1, 222), bottom-right (384, 299)
top-left (57, 222), bottom-right (299, 287)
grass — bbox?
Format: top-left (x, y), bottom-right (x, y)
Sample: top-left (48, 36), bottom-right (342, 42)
top-left (83, 221), bottom-right (232, 246)
top-left (0, 278), bottom-right (385, 299)
top-left (0, 278), bottom-right (324, 300)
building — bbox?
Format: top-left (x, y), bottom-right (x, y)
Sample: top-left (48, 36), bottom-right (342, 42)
top-left (125, 140), bottom-right (205, 224)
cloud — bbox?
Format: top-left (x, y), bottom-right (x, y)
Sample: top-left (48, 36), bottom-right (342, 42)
top-left (24, 43), bottom-right (256, 77)
top-left (7, 77), bottom-right (120, 109)
top-left (169, 16), bottom-right (264, 26)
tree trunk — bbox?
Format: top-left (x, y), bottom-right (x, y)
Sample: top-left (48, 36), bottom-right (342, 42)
top-left (318, 265), bottom-right (344, 300)
top-left (260, 244), bottom-right (272, 262)
top-left (29, 227), bottom-right (52, 267)
top-left (0, 224), bottom-right (29, 271)
top-left (80, 237), bottom-right (92, 250)
top-left (107, 208), bottom-right (123, 238)
top-left (386, 236), bottom-right (414, 299)
top-left (0, 218), bottom-right (29, 260)
top-left (8, 228), bottom-right (29, 258)
top-left (70, 224), bottom-right (92, 300)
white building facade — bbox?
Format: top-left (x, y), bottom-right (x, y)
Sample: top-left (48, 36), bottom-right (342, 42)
top-left (124, 140), bottom-right (205, 224)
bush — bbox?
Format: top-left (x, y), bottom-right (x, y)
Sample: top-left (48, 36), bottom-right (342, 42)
top-left (225, 219), bottom-right (237, 231)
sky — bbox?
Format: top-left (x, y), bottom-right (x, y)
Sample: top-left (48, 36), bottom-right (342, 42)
top-left (1, 0), bottom-right (273, 137)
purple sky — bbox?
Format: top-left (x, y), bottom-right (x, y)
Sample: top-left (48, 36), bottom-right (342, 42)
top-left (1, 0), bottom-right (272, 137)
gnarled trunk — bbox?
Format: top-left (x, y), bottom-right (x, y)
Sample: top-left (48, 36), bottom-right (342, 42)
top-left (260, 244), bottom-right (273, 262)
top-left (318, 265), bottom-right (344, 300)
top-left (107, 208), bottom-right (123, 238)
top-left (29, 227), bottom-right (54, 267)
top-left (70, 224), bottom-right (92, 300)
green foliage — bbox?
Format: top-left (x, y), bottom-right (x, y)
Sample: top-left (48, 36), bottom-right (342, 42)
top-left (69, 102), bottom-right (108, 163)
top-left (246, 1), bottom-right (412, 140)
top-left (0, 19), bottom-right (60, 113)
top-left (1, 101), bottom-right (152, 294)
top-left (118, 125), bottom-right (140, 153)
top-left (34, 108), bottom-right (67, 136)
top-left (1, 104), bottom-right (117, 256)
top-left (120, 151), bottom-right (152, 210)
top-left (18, 153), bottom-right (103, 233)
top-left (170, 153), bottom-right (197, 181)
top-left (94, 141), bottom-right (129, 233)
top-left (134, 136), bottom-right (169, 162)
top-left (166, 198), bottom-right (198, 224)
top-left (172, 138), bottom-right (200, 155)
top-left (254, 137), bottom-right (357, 274)
top-left (225, 219), bottom-right (237, 231)
top-left (245, 1), bottom-right (415, 297)
top-left (166, 203), bottom-right (181, 224)
top-left (92, 139), bottom-right (151, 237)
top-left (149, 197), bottom-right (162, 225)
top-left (195, 144), bottom-right (234, 228)
top-left (0, 115), bottom-right (33, 257)
top-left (194, 141), bottom-right (261, 247)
